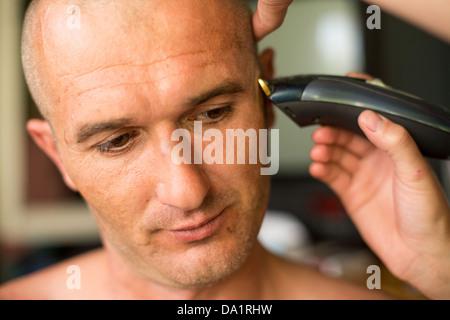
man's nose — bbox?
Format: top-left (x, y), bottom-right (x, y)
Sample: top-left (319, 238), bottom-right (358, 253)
top-left (155, 135), bottom-right (210, 211)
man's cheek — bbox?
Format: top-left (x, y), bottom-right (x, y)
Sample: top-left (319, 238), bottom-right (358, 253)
top-left (69, 160), bottom-right (144, 205)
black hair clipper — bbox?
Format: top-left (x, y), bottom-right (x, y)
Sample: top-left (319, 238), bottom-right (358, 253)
top-left (258, 75), bottom-right (450, 159)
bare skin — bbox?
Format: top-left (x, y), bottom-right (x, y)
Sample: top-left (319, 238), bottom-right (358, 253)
top-left (0, 0), bottom-right (391, 300)
top-left (252, 0), bottom-right (293, 40)
top-left (253, 0), bottom-right (450, 43)
top-left (256, 0), bottom-right (450, 299)
top-left (0, 244), bottom-right (389, 300)
top-left (1, 0), bottom-right (449, 300)
top-left (363, 0), bottom-right (450, 43)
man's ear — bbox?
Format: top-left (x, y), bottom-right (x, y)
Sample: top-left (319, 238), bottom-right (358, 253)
top-left (258, 48), bottom-right (275, 128)
top-left (259, 48), bottom-right (275, 80)
top-left (27, 119), bottom-right (78, 192)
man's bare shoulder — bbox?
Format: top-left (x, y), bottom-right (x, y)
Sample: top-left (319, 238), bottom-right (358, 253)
top-left (0, 248), bottom-right (107, 300)
top-left (266, 252), bottom-right (393, 300)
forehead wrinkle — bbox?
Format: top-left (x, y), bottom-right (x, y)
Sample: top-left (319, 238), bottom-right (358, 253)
top-left (59, 47), bottom-right (212, 82)
top-left (61, 48), bottom-right (221, 98)
top-left (73, 80), bottom-right (155, 99)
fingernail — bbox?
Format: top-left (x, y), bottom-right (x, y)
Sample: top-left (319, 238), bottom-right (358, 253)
top-left (363, 111), bottom-right (383, 132)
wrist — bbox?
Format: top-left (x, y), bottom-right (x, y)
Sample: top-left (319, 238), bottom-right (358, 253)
top-left (403, 235), bottom-right (450, 299)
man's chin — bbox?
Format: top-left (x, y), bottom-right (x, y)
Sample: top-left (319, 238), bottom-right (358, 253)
top-left (149, 236), bottom-right (255, 290)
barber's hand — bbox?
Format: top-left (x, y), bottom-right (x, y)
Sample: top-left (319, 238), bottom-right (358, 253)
top-left (253, 0), bottom-right (293, 41)
top-left (309, 74), bottom-right (450, 299)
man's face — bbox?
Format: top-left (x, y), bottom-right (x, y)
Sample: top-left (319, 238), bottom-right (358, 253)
top-left (44, 0), bottom-right (271, 288)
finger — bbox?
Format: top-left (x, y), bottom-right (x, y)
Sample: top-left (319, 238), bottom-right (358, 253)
top-left (345, 71), bottom-right (374, 81)
top-left (358, 110), bottom-right (431, 184)
top-left (310, 144), bottom-right (361, 176)
top-left (312, 126), bottom-right (375, 159)
top-left (252, 0), bottom-right (293, 41)
top-left (309, 162), bottom-right (352, 198)
top-left (358, 109), bottom-right (450, 249)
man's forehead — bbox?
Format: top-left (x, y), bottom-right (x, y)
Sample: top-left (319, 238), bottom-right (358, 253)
top-left (56, 43), bottom-right (255, 138)
top-left (63, 52), bottom-right (252, 117)
top-left (37, 0), bottom-right (255, 128)
top-left (67, 57), bottom-right (249, 108)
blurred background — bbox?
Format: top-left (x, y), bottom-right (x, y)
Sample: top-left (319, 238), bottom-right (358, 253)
top-left (1, 0), bottom-right (449, 299)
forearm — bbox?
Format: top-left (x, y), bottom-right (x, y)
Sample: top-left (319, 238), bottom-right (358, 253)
top-left (400, 205), bottom-right (450, 300)
top-left (363, 0), bottom-right (450, 43)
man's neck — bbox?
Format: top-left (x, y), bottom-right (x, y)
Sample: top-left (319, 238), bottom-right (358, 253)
top-left (103, 242), bottom-right (272, 300)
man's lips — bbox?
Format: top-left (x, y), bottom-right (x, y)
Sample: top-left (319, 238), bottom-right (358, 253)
top-left (166, 210), bottom-right (225, 242)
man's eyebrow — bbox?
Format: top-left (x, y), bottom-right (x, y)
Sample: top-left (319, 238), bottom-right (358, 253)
top-left (74, 82), bottom-right (245, 143)
top-left (75, 118), bottom-right (133, 143)
top-left (186, 81), bottom-right (246, 106)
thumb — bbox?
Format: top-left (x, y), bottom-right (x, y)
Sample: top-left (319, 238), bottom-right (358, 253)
top-left (253, 0), bottom-right (293, 41)
top-left (358, 110), bottom-right (430, 183)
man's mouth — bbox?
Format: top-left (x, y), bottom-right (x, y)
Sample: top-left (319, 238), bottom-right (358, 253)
top-left (166, 209), bottom-right (225, 242)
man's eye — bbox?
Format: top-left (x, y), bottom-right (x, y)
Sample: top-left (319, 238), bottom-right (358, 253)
top-left (97, 131), bottom-right (137, 154)
top-left (189, 106), bottom-right (232, 123)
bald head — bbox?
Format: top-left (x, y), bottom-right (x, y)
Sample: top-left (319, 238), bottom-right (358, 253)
top-left (21, 0), bottom-right (256, 122)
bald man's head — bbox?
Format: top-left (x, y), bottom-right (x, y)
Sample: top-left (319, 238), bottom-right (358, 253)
top-left (22, 0), bottom-right (276, 290)
top-left (22, 0), bottom-right (256, 122)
